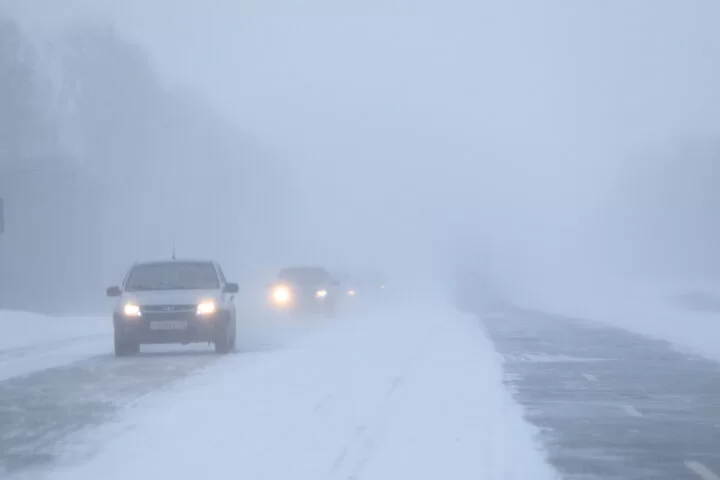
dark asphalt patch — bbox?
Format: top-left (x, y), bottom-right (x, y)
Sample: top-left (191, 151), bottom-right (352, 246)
top-left (481, 309), bottom-right (720, 480)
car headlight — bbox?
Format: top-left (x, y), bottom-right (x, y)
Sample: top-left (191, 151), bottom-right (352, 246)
top-left (347, 289), bottom-right (356, 296)
top-left (272, 286), bottom-right (291, 304)
top-left (197, 300), bottom-right (217, 315)
top-left (123, 303), bottom-right (141, 317)
top-left (316, 289), bottom-right (328, 298)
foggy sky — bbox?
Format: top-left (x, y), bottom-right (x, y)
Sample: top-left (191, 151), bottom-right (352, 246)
top-left (4, 0), bottom-right (720, 287)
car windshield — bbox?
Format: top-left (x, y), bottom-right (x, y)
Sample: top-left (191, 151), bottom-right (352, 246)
top-left (124, 262), bottom-right (219, 291)
top-left (278, 268), bottom-right (329, 285)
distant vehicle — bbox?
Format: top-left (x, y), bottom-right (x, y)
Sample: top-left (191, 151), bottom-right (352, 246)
top-left (332, 271), bottom-right (361, 298)
top-left (106, 259), bottom-right (239, 356)
top-left (366, 271), bottom-right (388, 292)
top-left (268, 266), bottom-right (340, 315)
top-left (342, 270), bottom-right (387, 295)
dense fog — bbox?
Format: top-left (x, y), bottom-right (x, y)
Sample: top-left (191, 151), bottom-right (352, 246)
top-left (2, 0), bottom-right (720, 313)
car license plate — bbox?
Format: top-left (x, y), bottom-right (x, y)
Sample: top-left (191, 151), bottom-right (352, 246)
top-left (150, 321), bottom-right (188, 331)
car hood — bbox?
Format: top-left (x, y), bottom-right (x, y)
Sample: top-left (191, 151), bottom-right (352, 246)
top-left (121, 290), bottom-right (221, 306)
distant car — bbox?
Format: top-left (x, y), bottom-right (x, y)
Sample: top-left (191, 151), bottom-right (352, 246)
top-left (340, 270), bottom-right (387, 297)
top-left (106, 259), bottom-right (239, 356)
top-left (332, 271), bottom-right (360, 298)
top-left (366, 271), bottom-right (387, 292)
top-left (268, 266), bottom-right (340, 315)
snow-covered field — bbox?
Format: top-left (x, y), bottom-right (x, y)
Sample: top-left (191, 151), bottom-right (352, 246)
top-left (514, 276), bottom-right (720, 363)
top-left (0, 310), bottom-right (111, 380)
top-left (0, 310), bottom-right (110, 351)
top-left (16, 301), bottom-right (556, 480)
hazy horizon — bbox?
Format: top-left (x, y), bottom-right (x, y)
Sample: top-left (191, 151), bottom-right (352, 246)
top-left (3, 0), bottom-right (720, 310)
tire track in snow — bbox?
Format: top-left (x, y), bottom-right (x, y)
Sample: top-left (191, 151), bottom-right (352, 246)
top-left (329, 377), bottom-right (404, 480)
top-left (235, 314), bottom-right (443, 480)
top-left (327, 323), bottom-right (443, 480)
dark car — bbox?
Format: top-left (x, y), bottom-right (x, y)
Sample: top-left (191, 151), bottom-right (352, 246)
top-left (332, 271), bottom-right (360, 298)
top-left (106, 259), bottom-right (239, 356)
top-left (338, 270), bottom-right (387, 297)
top-left (268, 266), bottom-right (340, 315)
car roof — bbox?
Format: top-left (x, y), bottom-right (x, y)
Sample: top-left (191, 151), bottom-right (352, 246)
top-left (279, 266), bottom-right (327, 272)
top-left (132, 259), bottom-right (217, 267)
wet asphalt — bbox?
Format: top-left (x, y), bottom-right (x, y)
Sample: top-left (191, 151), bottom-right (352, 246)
top-left (481, 308), bottom-right (720, 480)
top-left (0, 348), bottom-right (220, 476)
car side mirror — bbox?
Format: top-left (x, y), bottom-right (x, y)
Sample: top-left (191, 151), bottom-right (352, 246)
top-left (106, 286), bottom-right (122, 297)
top-left (224, 282), bottom-right (239, 294)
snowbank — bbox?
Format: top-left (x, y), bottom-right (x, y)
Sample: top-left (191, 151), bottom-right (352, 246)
top-left (0, 310), bottom-right (112, 380)
top-left (45, 303), bottom-right (557, 480)
top-left (512, 276), bottom-right (720, 362)
top-left (0, 310), bottom-right (110, 351)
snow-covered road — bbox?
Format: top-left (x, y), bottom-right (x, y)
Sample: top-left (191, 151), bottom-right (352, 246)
top-left (2, 301), bottom-right (555, 480)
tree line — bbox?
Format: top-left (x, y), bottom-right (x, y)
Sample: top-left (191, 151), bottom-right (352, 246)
top-left (612, 136), bottom-right (720, 279)
top-left (0, 16), bottom-right (286, 313)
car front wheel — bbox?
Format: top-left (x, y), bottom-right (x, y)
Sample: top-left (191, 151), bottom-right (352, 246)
top-left (229, 318), bottom-right (237, 350)
top-left (114, 334), bottom-right (139, 357)
top-left (214, 318), bottom-right (233, 354)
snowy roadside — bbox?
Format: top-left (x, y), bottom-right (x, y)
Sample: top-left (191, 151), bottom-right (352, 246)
top-left (0, 311), bottom-right (112, 380)
top-left (0, 310), bottom-right (110, 351)
top-left (39, 303), bottom-right (557, 480)
top-left (512, 276), bottom-right (720, 363)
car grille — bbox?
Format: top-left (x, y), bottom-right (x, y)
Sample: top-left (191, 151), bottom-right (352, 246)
top-left (141, 304), bottom-right (196, 314)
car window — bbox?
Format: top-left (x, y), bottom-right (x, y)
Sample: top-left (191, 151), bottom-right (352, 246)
top-left (124, 262), bottom-right (220, 291)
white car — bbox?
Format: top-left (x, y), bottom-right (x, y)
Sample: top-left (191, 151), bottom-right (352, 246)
top-left (106, 259), bottom-right (239, 356)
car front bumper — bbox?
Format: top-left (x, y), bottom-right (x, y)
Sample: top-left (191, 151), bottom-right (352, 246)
top-left (270, 295), bottom-right (333, 313)
top-left (113, 312), bottom-right (229, 344)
